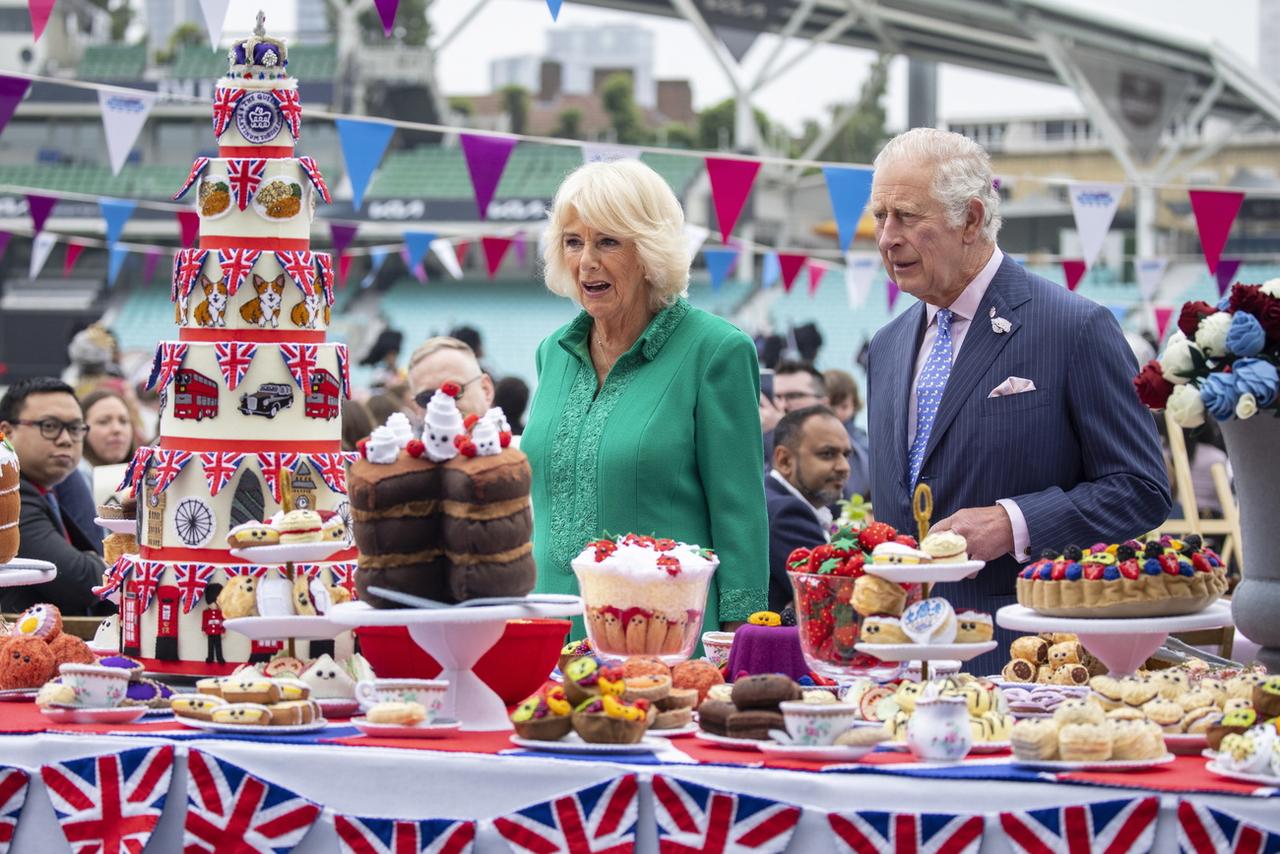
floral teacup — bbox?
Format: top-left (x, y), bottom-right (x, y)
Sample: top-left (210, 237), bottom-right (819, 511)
top-left (354, 678), bottom-right (448, 721)
top-left (57, 664), bottom-right (130, 708)
top-left (779, 701), bottom-right (859, 746)
top-left (701, 631), bottom-right (735, 669)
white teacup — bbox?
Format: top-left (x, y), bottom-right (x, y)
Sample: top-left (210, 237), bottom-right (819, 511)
top-left (58, 664), bottom-right (130, 709)
top-left (355, 678), bottom-right (448, 721)
top-left (779, 701), bottom-right (860, 746)
top-left (701, 631), bottom-right (734, 669)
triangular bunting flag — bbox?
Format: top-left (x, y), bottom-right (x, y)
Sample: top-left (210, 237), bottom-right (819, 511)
top-left (713, 24), bottom-right (759, 63)
top-left (887, 279), bottom-right (901, 311)
top-left (149, 450), bottom-right (193, 495)
top-left (0, 232), bottom-right (9, 264)
top-left (481, 236), bottom-right (513, 278)
top-left (173, 158), bottom-right (209, 200)
top-left (761, 251), bottom-right (780, 289)
top-left (844, 251), bottom-right (878, 309)
top-left (276, 250), bottom-right (318, 296)
top-left (226, 159), bottom-right (266, 211)
top-left (454, 240), bottom-right (470, 270)
top-left (42, 746), bottom-right (174, 854)
top-left (270, 89), bottom-right (302, 140)
top-left (334, 814), bottom-right (475, 854)
top-left (1135, 257), bottom-right (1168, 302)
top-left (279, 343), bottom-right (319, 390)
top-left (0, 767), bottom-right (28, 854)
top-left (99, 198), bottom-right (137, 245)
top-left (807, 260), bottom-right (827, 296)
top-left (197, 0), bottom-right (232, 50)
top-left (1068, 182), bottom-right (1124, 269)
top-left (184, 749), bottom-right (321, 854)
top-left (336, 118), bottom-right (395, 210)
top-left (1154, 306), bottom-right (1175, 340)
top-left (1062, 258), bottom-right (1087, 291)
top-left (27, 0), bottom-right (56, 41)
top-left (829, 810), bottom-right (984, 854)
top-left (1188, 189), bottom-right (1245, 275)
top-left (373, 0), bottom-right (399, 36)
top-left (338, 252), bottom-right (353, 285)
top-left (822, 166), bottom-right (874, 252)
top-left (513, 234), bottom-right (527, 265)
top-left (777, 253), bottom-right (806, 293)
top-left (26, 194), bottom-right (55, 234)
top-left (403, 230), bottom-right (435, 272)
top-left (29, 231), bottom-right (56, 279)
top-left (1215, 258), bottom-right (1241, 296)
top-left (683, 223), bottom-right (710, 259)
top-left (432, 238), bottom-right (463, 279)
top-left (62, 243), bottom-right (84, 277)
top-left (198, 451), bottom-right (244, 496)
top-left (108, 246), bottom-right (129, 286)
top-left (495, 775), bottom-right (638, 854)
top-left (0, 76), bottom-right (31, 136)
top-left (1002, 796), bottom-right (1158, 854)
top-left (217, 248), bottom-right (261, 296)
top-left (362, 249), bottom-right (387, 288)
top-left (178, 210), bottom-right (200, 248)
top-left (298, 157), bottom-right (330, 204)
top-left (311, 453), bottom-right (350, 494)
top-left (255, 452), bottom-right (301, 504)
top-left (705, 156), bottom-right (761, 242)
top-left (174, 565), bottom-right (217, 614)
top-left (97, 88), bottom-right (156, 176)
top-left (459, 133), bottom-right (518, 220)
top-left (129, 561), bottom-right (164, 611)
top-left (143, 249), bottom-right (163, 285)
top-left (213, 342), bottom-right (257, 390)
top-left (545, 0), bottom-right (563, 21)
top-left (652, 775), bottom-right (801, 853)
top-left (1176, 799), bottom-right (1278, 853)
top-left (581, 142), bottom-right (639, 163)
top-left (330, 223), bottom-right (358, 255)
top-left (703, 247), bottom-right (738, 291)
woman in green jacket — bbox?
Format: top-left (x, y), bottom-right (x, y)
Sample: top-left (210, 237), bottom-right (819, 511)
top-left (522, 158), bottom-right (769, 640)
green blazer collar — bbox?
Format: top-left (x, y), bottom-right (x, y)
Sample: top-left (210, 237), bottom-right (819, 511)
top-left (558, 298), bottom-right (691, 364)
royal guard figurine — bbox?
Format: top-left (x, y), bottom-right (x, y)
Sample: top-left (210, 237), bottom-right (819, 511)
top-left (154, 585), bottom-right (181, 661)
top-left (202, 583), bottom-right (226, 665)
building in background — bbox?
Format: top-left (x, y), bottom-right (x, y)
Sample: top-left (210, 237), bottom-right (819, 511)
top-left (143, 0), bottom-right (203, 57)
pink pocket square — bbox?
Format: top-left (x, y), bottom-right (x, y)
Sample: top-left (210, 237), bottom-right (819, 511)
top-left (988, 377), bottom-right (1036, 398)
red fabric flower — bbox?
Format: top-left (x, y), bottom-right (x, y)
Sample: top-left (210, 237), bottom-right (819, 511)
top-left (1133, 359), bottom-right (1174, 410)
top-left (1228, 283), bottom-right (1266, 316)
top-left (1177, 301), bottom-right (1216, 338)
top-left (1257, 297), bottom-right (1280, 340)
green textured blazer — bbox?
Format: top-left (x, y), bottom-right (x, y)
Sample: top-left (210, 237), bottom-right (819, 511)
top-left (523, 298), bottom-right (769, 639)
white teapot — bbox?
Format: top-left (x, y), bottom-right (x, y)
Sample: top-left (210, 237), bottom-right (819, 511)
top-left (905, 682), bottom-right (972, 762)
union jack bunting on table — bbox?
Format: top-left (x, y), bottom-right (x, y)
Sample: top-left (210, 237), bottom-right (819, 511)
top-left (279, 342), bottom-right (320, 390)
top-left (270, 89), bottom-right (303, 140)
top-left (256, 452), bottom-right (302, 503)
top-left (214, 341), bottom-right (258, 390)
top-left (298, 156), bottom-right (331, 204)
top-left (1177, 800), bottom-right (1279, 854)
top-left (217, 248), bottom-right (262, 296)
top-left (92, 556), bottom-right (132, 600)
top-left (651, 774), bottom-right (801, 854)
top-left (174, 564), bottom-right (218, 613)
top-left (184, 749), bottom-right (321, 854)
top-left (0, 767), bottom-right (29, 854)
top-left (334, 814), bottom-right (476, 854)
top-left (150, 449), bottom-right (193, 495)
top-left (828, 810), bottom-right (985, 854)
top-left (173, 157), bottom-right (211, 200)
top-left (199, 451), bottom-right (245, 496)
top-left (129, 561), bottom-right (165, 612)
top-left (494, 773), bottom-right (638, 854)
top-left (41, 745), bottom-right (174, 854)
top-left (211, 87), bottom-right (247, 138)
top-left (276, 250), bottom-right (319, 296)
top-left (227, 159), bottom-right (267, 211)
top-left (1000, 796), bottom-right (1159, 854)
top-left (312, 453), bottom-right (349, 494)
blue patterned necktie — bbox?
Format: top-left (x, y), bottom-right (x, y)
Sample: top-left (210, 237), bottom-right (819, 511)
top-left (908, 308), bottom-right (953, 485)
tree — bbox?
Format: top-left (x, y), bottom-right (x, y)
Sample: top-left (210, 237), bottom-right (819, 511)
top-left (600, 73), bottom-right (652, 145)
top-left (816, 54), bottom-right (891, 163)
top-left (661, 122), bottom-right (695, 148)
top-left (448, 97), bottom-right (474, 117)
top-left (156, 22), bottom-right (206, 62)
top-left (696, 98), bottom-right (773, 151)
top-left (501, 85), bottom-right (530, 135)
top-left (329, 0), bottom-right (430, 46)
top-left (85, 0), bottom-right (133, 42)
top-left (554, 108), bottom-right (583, 140)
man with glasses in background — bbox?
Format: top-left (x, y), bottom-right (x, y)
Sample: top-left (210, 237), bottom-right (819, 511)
top-left (0, 377), bottom-right (111, 614)
top-left (406, 336), bottom-right (495, 420)
top-left (761, 360), bottom-right (829, 469)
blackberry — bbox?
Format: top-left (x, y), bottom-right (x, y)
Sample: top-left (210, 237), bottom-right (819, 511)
top-left (1039, 547), bottom-right (1059, 560)
top-left (1116, 544), bottom-right (1136, 561)
top-left (780, 606), bottom-right (797, 627)
top-left (1143, 541), bottom-right (1164, 560)
top-left (1062, 545), bottom-right (1083, 561)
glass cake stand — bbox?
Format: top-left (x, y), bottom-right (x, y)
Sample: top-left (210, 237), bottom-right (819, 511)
top-left (0, 558), bottom-right (57, 587)
top-left (327, 595), bottom-right (584, 731)
top-left (996, 600), bottom-right (1235, 676)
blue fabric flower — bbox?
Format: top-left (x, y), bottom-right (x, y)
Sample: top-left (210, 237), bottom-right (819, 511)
top-left (1199, 372), bottom-right (1239, 421)
top-left (1234, 358), bottom-right (1279, 407)
top-left (1225, 312), bottom-right (1266, 357)
top-left (1217, 294), bottom-right (1232, 310)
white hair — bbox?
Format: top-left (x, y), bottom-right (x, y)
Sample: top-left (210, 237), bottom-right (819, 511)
top-left (542, 159), bottom-right (690, 310)
top-left (874, 128), bottom-right (1002, 242)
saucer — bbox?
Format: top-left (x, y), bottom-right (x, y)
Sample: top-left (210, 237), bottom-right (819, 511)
top-left (757, 741), bottom-right (875, 761)
top-left (41, 706), bottom-right (148, 725)
top-left (351, 718), bottom-right (461, 739)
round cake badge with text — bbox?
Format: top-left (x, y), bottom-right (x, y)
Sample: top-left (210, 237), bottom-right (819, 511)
top-left (235, 92), bottom-right (283, 144)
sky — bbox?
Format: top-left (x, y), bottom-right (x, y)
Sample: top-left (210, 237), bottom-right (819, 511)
top-left (225, 0), bottom-right (1262, 133)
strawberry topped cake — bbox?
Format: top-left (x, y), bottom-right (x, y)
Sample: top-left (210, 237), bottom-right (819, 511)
top-left (571, 534), bottom-right (717, 663)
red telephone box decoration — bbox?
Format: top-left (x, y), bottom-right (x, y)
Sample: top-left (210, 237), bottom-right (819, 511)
top-left (122, 590), bottom-right (141, 657)
top-left (154, 585), bottom-right (181, 661)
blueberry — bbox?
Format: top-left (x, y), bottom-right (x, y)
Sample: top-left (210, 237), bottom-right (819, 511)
top-left (1103, 565), bottom-right (1120, 580)
top-left (1038, 566), bottom-right (1054, 580)
top-left (1065, 563), bottom-right (1082, 580)
top-left (1143, 558), bottom-right (1162, 575)
top-left (1179, 562), bottom-right (1195, 577)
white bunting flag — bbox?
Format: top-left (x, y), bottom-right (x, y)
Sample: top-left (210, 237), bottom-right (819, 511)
top-left (1068, 182), bottom-right (1124, 270)
top-left (198, 0), bottom-right (233, 50)
top-left (29, 232), bottom-right (56, 280)
top-left (580, 143), bottom-right (641, 164)
top-left (97, 89), bottom-right (156, 176)
top-left (430, 238), bottom-right (463, 280)
top-left (844, 251), bottom-right (879, 309)
top-left (683, 223), bottom-right (710, 259)
top-left (1135, 257), bottom-right (1168, 303)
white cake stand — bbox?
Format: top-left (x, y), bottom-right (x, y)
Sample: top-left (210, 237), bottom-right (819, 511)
top-left (223, 615), bottom-right (348, 641)
top-left (996, 600), bottom-right (1234, 676)
top-left (0, 558), bottom-right (57, 587)
top-left (327, 595), bottom-right (583, 731)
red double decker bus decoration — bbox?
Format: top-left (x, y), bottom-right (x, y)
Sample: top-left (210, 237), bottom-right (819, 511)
top-left (172, 369), bottom-right (219, 421)
top-left (305, 368), bottom-right (340, 420)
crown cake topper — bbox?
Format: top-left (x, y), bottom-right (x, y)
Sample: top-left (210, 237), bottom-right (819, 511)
top-left (227, 10), bottom-right (289, 79)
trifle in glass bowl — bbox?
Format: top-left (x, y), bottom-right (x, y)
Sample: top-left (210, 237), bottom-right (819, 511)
top-left (571, 534), bottom-right (717, 664)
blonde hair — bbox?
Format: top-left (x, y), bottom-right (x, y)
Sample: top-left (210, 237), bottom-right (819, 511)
top-left (875, 127), bottom-right (1002, 242)
top-left (542, 159), bottom-right (690, 310)
top-left (407, 336), bottom-right (479, 372)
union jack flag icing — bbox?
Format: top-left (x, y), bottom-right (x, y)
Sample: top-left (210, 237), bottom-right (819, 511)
top-left (173, 157), bottom-right (211, 200)
top-left (1000, 796), bottom-right (1159, 854)
top-left (213, 341), bottom-right (258, 390)
top-left (315, 252), bottom-right (335, 303)
top-left (150, 449), bottom-right (193, 495)
top-left (0, 767), bottom-right (29, 854)
top-left (270, 89), bottom-right (303, 140)
top-left (330, 563), bottom-right (359, 599)
top-left (651, 775), bottom-right (800, 854)
top-left (129, 561), bottom-right (165, 612)
top-left (298, 156), bottom-right (331, 204)
top-left (92, 556), bottom-right (132, 600)
top-left (174, 248), bottom-right (210, 301)
top-left (279, 343), bottom-right (319, 390)
top-left (494, 774), bottom-right (638, 854)
top-left (313, 452), bottom-right (349, 494)
top-left (829, 811), bottom-right (985, 854)
top-left (117, 446), bottom-right (153, 494)
top-left (211, 87), bottom-right (247, 138)
top-left (293, 563), bottom-right (324, 581)
top-left (226, 159), bottom-right (267, 211)
top-left (1177, 800), bottom-right (1279, 854)
top-left (147, 342), bottom-right (189, 393)
top-left (256, 452), bottom-right (302, 503)
top-left (276, 250), bottom-right (319, 296)
top-left (224, 565), bottom-right (272, 579)
top-left (174, 564), bottom-right (218, 613)
top-left (217, 248), bottom-right (262, 296)
top-left (335, 343), bottom-right (353, 398)
top-left (184, 750), bottom-right (321, 854)
top-left (198, 451), bottom-right (245, 496)
top-left (334, 815), bottom-right (476, 854)
top-left (41, 746), bottom-right (173, 854)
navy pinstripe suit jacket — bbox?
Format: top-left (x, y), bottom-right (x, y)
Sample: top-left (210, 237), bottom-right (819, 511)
top-left (867, 253), bottom-right (1172, 608)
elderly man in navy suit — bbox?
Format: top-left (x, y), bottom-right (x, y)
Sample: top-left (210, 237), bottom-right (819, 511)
top-left (865, 128), bottom-right (1170, 671)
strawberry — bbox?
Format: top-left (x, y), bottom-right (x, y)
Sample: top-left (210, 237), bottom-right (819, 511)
top-left (453, 434), bottom-right (469, 449)
top-left (440, 381), bottom-right (462, 398)
top-left (1191, 553), bottom-right (1211, 573)
top-left (833, 553), bottom-right (865, 578)
top-left (463, 413), bottom-right (480, 430)
top-left (404, 438), bottom-right (425, 458)
top-left (1158, 553), bottom-right (1181, 575)
top-left (834, 624), bottom-right (858, 648)
top-left (835, 580), bottom-right (855, 604)
top-left (803, 620), bottom-right (830, 650)
top-left (817, 557), bottom-right (842, 575)
top-left (657, 554), bottom-right (681, 577)
top-left (1118, 559), bottom-right (1141, 580)
top-left (655, 539), bottom-right (677, 552)
top-left (1082, 562), bottom-right (1105, 581)
top-left (356, 436), bottom-right (370, 459)
top-left (499, 431), bottom-right (512, 448)
top-left (1050, 562), bottom-right (1067, 581)
top-left (892, 534), bottom-right (918, 548)
top-left (786, 547), bottom-right (811, 571)
top-left (858, 522), bottom-right (897, 553)
top-left (458, 438), bottom-right (477, 458)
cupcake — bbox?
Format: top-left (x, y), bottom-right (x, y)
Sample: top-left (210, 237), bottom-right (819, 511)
top-left (1252, 676), bottom-right (1280, 719)
top-left (1208, 708), bottom-right (1258, 751)
top-left (510, 686), bottom-right (572, 741)
top-left (571, 695), bottom-right (650, 744)
top-left (622, 674), bottom-right (671, 704)
top-left (920, 530), bottom-right (968, 563)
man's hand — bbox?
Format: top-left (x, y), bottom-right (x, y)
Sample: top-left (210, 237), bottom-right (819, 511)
top-left (759, 394), bottom-right (782, 433)
top-left (931, 505), bottom-right (1014, 563)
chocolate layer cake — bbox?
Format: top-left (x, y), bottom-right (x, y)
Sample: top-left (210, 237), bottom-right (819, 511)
top-left (349, 447), bottom-right (536, 606)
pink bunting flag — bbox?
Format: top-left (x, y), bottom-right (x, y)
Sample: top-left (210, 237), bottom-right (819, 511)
top-left (513, 233), bottom-right (527, 265)
top-left (460, 134), bottom-right (518, 220)
top-left (1061, 258), bottom-right (1087, 291)
top-left (26, 194), bottom-right (55, 234)
top-left (177, 211), bottom-right (200, 249)
top-left (62, 243), bottom-right (84, 277)
top-left (1154, 306), bottom-right (1175, 340)
top-left (887, 279), bottom-right (900, 311)
top-left (373, 0), bottom-right (399, 36)
top-left (481, 236), bottom-right (513, 278)
top-left (338, 252), bottom-right (353, 285)
top-left (806, 260), bottom-right (826, 296)
top-left (777, 253), bottom-right (807, 293)
top-left (705, 156), bottom-right (761, 242)
top-left (143, 249), bottom-right (163, 284)
top-left (27, 0), bottom-right (55, 41)
top-left (455, 240), bottom-right (471, 270)
top-left (1215, 258), bottom-right (1241, 296)
top-left (1188, 189), bottom-right (1245, 275)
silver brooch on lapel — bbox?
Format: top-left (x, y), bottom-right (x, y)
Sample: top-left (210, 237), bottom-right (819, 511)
top-left (989, 306), bottom-right (1012, 334)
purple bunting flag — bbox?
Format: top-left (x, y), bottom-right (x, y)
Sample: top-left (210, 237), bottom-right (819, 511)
top-left (460, 133), bottom-right (518, 220)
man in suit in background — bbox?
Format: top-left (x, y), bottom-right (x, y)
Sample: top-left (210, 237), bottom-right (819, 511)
top-left (865, 128), bottom-right (1170, 671)
top-left (765, 405), bottom-right (851, 611)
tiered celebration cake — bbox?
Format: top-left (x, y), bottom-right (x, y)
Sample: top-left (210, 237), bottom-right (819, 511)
top-left (100, 16), bottom-right (357, 673)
